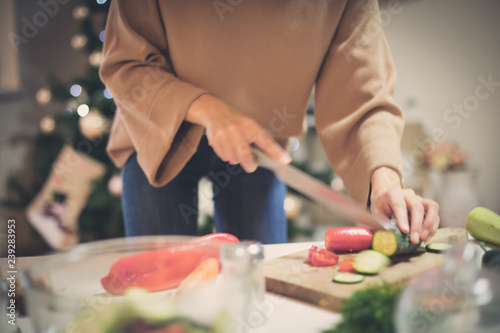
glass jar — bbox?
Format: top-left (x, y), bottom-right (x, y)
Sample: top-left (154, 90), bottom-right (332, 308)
top-left (438, 169), bottom-right (481, 228)
top-left (219, 241), bottom-right (266, 329)
top-left (396, 243), bottom-right (500, 333)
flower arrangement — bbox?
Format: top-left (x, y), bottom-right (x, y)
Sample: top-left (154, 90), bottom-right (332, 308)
top-left (421, 140), bottom-right (467, 171)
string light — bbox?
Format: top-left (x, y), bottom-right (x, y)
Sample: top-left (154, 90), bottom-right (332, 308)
top-left (72, 5), bottom-right (89, 20)
top-left (40, 115), bottom-right (55, 134)
top-left (284, 193), bottom-right (301, 219)
top-left (99, 30), bottom-right (105, 42)
top-left (89, 51), bottom-right (103, 67)
top-left (70, 84), bottom-right (82, 97)
top-left (96, 0), bottom-right (107, 4)
top-left (79, 109), bottom-right (109, 140)
top-left (36, 86), bottom-right (52, 105)
top-left (103, 88), bottom-right (113, 99)
top-left (107, 174), bottom-right (122, 197)
top-left (77, 104), bottom-right (90, 117)
top-left (71, 34), bottom-right (87, 50)
top-left (290, 138), bottom-right (300, 152)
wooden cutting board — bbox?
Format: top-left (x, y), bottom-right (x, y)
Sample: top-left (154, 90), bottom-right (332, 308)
top-left (264, 227), bottom-right (468, 312)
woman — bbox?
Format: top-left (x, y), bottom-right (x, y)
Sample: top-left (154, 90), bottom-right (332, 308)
top-left (100, 0), bottom-right (439, 244)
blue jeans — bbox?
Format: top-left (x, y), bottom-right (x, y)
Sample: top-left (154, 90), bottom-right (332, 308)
top-left (121, 136), bottom-right (287, 244)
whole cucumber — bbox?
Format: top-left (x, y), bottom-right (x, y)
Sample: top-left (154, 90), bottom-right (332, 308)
top-left (372, 226), bottom-right (421, 257)
top-left (466, 207), bottom-right (500, 246)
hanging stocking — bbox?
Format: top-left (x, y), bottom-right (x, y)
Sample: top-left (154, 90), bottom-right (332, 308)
top-left (26, 145), bottom-right (106, 249)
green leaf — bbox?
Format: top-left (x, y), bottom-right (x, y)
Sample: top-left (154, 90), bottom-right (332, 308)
top-left (322, 283), bottom-right (401, 333)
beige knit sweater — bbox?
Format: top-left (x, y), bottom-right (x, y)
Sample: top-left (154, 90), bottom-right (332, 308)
top-left (100, 0), bottom-right (404, 203)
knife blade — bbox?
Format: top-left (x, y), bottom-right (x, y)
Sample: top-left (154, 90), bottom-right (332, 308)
top-left (252, 149), bottom-right (394, 230)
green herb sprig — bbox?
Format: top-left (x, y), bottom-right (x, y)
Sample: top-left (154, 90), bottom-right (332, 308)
top-left (323, 283), bottom-right (401, 333)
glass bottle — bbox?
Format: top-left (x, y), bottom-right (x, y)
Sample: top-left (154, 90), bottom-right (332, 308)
top-left (396, 243), bottom-right (500, 333)
top-left (219, 241), bottom-right (266, 331)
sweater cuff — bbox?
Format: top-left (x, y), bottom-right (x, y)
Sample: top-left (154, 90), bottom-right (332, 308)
top-left (137, 81), bottom-right (207, 187)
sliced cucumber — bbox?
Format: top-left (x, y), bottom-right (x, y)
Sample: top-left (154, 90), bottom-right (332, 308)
top-left (353, 250), bottom-right (391, 274)
top-left (332, 272), bottom-right (365, 284)
top-left (372, 227), bottom-right (421, 256)
top-left (425, 242), bottom-right (453, 253)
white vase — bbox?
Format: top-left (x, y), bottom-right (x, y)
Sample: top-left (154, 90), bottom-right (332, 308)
top-left (437, 169), bottom-right (481, 228)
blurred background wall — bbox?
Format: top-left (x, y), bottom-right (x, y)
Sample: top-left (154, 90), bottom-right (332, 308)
top-left (381, 0), bottom-right (500, 221)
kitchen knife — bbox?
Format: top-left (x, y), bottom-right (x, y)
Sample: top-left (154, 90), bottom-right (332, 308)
top-left (252, 149), bottom-right (394, 230)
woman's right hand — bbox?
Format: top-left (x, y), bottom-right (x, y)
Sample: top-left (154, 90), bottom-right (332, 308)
top-left (186, 94), bottom-right (291, 172)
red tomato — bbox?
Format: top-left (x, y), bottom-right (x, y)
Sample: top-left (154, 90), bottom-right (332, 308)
top-left (307, 245), bottom-right (339, 267)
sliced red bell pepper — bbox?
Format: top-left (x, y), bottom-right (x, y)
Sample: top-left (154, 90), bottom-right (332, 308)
top-left (306, 245), bottom-right (339, 267)
top-left (177, 257), bottom-right (220, 293)
top-left (100, 233), bottom-right (239, 294)
top-left (325, 227), bottom-right (374, 252)
top-left (338, 261), bottom-right (357, 273)
top-left (194, 232), bottom-right (239, 244)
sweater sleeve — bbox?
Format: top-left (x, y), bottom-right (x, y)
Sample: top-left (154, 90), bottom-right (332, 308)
top-left (99, 0), bottom-right (207, 187)
top-left (314, 0), bottom-right (404, 203)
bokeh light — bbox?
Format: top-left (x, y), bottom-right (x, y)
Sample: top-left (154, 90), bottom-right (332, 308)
top-left (103, 88), bottom-right (113, 99)
top-left (77, 104), bottom-right (90, 117)
top-left (70, 84), bottom-right (82, 97)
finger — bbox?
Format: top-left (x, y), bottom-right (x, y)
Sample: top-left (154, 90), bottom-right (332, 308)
top-left (214, 137), bottom-right (233, 163)
top-left (225, 126), bottom-right (248, 164)
top-left (252, 127), bottom-right (291, 165)
top-left (236, 141), bottom-right (258, 173)
top-left (404, 190), bottom-right (425, 244)
top-left (207, 135), bottom-right (229, 162)
top-left (227, 129), bottom-right (257, 172)
top-left (420, 198), bottom-right (440, 241)
top-left (387, 190), bottom-right (410, 234)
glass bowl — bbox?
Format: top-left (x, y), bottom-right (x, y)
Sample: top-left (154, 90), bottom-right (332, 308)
top-left (22, 236), bottom-right (264, 333)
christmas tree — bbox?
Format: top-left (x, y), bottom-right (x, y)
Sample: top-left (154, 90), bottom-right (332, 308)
top-left (4, 1), bottom-right (124, 247)
top-left (34, 1), bottom-right (125, 243)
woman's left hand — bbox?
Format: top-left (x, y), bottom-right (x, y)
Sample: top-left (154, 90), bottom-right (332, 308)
top-left (370, 167), bottom-right (440, 244)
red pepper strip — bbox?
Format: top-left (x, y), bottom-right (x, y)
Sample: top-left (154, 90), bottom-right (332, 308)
top-left (194, 232), bottom-right (239, 244)
top-left (306, 245), bottom-right (339, 267)
top-left (177, 257), bottom-right (220, 293)
top-left (325, 227), bottom-right (374, 252)
top-left (101, 233), bottom-right (238, 295)
top-left (101, 245), bottom-right (219, 294)
top-left (338, 261), bottom-right (357, 273)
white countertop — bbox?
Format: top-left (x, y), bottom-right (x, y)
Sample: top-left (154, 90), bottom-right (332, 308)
top-left (1, 241), bottom-right (341, 333)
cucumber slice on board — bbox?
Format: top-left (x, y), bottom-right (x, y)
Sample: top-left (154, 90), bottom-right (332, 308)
top-left (425, 242), bottom-right (453, 253)
top-left (353, 250), bottom-right (391, 274)
top-left (332, 272), bottom-right (365, 284)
